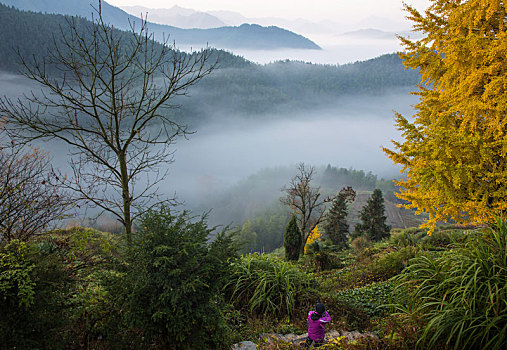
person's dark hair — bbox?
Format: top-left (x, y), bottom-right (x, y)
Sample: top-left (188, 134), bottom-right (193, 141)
top-left (316, 302), bottom-right (325, 315)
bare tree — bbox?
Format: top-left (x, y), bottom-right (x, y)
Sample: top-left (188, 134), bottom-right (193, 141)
top-left (0, 135), bottom-right (70, 242)
top-left (280, 163), bottom-right (333, 254)
top-left (0, 1), bottom-right (214, 245)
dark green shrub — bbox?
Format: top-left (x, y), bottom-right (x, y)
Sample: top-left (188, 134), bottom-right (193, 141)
top-left (393, 219), bottom-right (507, 349)
top-left (0, 239), bottom-right (76, 349)
top-left (0, 228), bottom-right (121, 349)
top-left (355, 189), bottom-right (391, 242)
top-left (306, 241), bottom-right (342, 271)
top-left (323, 187), bottom-right (356, 250)
top-left (390, 228), bottom-right (427, 247)
top-left (227, 253), bottom-right (312, 319)
top-left (330, 246), bottom-right (416, 290)
top-left (284, 215), bottom-right (302, 261)
top-left (109, 207), bottom-right (238, 349)
top-left (421, 229), bottom-right (466, 250)
top-left (336, 280), bottom-right (394, 317)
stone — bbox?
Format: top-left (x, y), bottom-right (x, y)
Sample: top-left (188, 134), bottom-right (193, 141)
top-left (231, 340), bottom-right (257, 350)
top-left (326, 330), bottom-right (341, 339)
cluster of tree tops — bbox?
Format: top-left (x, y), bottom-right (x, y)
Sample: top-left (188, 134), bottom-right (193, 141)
top-left (189, 54), bottom-right (420, 116)
top-left (225, 165), bottom-right (397, 254)
top-left (284, 187), bottom-right (390, 261)
top-left (0, 3), bottom-right (421, 122)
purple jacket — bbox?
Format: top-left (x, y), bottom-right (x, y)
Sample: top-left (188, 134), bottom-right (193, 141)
top-left (307, 310), bottom-right (331, 341)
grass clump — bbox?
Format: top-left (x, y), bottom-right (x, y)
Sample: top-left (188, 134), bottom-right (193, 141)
top-left (227, 253), bottom-right (313, 319)
top-left (392, 218), bottom-right (507, 349)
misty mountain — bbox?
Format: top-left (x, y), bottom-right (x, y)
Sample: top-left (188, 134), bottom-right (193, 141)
top-left (208, 9), bottom-right (410, 35)
top-left (134, 6), bottom-right (414, 43)
top-left (186, 54), bottom-right (420, 119)
top-left (0, 2), bottom-right (421, 126)
top-left (0, 0), bottom-right (320, 50)
top-left (0, 3), bottom-right (250, 73)
top-left (121, 5), bottom-right (226, 29)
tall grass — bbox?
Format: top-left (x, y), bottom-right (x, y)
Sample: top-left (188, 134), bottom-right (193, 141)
top-left (393, 218), bottom-right (507, 349)
top-left (226, 253), bottom-right (312, 318)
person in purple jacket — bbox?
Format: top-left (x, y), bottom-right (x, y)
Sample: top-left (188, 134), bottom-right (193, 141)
top-left (304, 302), bottom-right (331, 347)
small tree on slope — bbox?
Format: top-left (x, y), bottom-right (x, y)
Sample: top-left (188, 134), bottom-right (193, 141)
top-left (284, 215), bottom-right (302, 261)
top-left (355, 189), bottom-right (390, 242)
top-left (323, 186), bottom-right (356, 250)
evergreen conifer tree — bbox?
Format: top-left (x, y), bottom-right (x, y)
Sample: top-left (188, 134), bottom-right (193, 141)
top-left (355, 189), bottom-right (390, 241)
top-left (284, 215), bottom-right (302, 261)
top-left (324, 186), bottom-right (356, 250)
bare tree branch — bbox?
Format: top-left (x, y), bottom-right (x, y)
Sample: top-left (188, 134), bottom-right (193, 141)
top-left (0, 1), bottom-right (215, 245)
top-left (0, 132), bottom-right (71, 242)
top-left (280, 163), bottom-right (334, 254)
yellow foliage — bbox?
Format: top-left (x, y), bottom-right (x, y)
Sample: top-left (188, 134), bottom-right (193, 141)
top-left (383, 0), bottom-right (507, 233)
top-left (304, 225), bottom-right (322, 254)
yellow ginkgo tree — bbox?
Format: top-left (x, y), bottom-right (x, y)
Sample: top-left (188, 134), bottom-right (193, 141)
top-left (304, 225), bottom-right (322, 254)
top-left (384, 0), bottom-right (507, 232)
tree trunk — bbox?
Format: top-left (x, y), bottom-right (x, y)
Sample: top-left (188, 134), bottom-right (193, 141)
top-left (119, 151), bottom-right (132, 246)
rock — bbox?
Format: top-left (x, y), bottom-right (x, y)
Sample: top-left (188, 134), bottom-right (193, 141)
top-left (231, 340), bottom-right (257, 350)
top-left (342, 330), bottom-right (362, 341)
top-left (290, 333), bottom-right (308, 345)
top-left (258, 333), bottom-right (281, 342)
top-left (259, 333), bottom-right (307, 345)
top-left (326, 330), bottom-right (341, 339)
top-left (338, 330), bottom-right (379, 342)
top-left (250, 330), bottom-right (378, 348)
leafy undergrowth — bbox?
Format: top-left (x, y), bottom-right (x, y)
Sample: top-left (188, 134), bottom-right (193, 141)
top-left (2, 220), bottom-right (502, 349)
top-left (240, 224), bottom-right (497, 349)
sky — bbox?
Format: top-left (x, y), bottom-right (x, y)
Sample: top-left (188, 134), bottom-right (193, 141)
top-left (106, 0), bottom-right (431, 23)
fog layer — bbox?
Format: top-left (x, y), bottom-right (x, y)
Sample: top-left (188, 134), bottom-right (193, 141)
top-left (170, 92), bottom-right (417, 207)
top-left (0, 71), bottom-right (418, 219)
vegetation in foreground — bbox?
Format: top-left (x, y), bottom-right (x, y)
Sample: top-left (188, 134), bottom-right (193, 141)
top-left (2, 212), bottom-right (506, 349)
top-left (1, 0), bottom-right (507, 349)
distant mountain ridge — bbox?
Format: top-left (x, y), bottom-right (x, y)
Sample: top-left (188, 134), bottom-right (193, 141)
top-left (120, 4), bottom-right (413, 42)
top-left (0, 3), bottom-right (421, 124)
top-left (121, 5), bottom-right (226, 29)
top-left (0, 0), bottom-right (321, 50)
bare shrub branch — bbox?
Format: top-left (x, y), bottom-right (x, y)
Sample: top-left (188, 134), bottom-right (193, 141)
top-left (0, 1), bottom-right (215, 244)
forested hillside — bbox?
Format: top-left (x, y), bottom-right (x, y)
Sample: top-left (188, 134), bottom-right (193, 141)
top-left (0, 3), bottom-right (250, 73)
top-left (0, 3), bottom-right (420, 124)
top-left (189, 54), bottom-right (419, 117)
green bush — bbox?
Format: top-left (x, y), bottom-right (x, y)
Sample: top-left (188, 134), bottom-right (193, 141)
top-left (305, 241), bottom-right (344, 271)
top-left (0, 228), bottom-right (121, 349)
top-left (0, 238), bottom-right (82, 348)
top-left (328, 246), bottom-right (417, 290)
top-left (227, 253), bottom-right (312, 319)
top-left (421, 229), bottom-right (466, 250)
top-left (108, 207), bottom-right (239, 349)
top-left (393, 218), bottom-right (507, 349)
top-left (336, 280), bottom-right (394, 317)
top-left (390, 228), bottom-right (427, 247)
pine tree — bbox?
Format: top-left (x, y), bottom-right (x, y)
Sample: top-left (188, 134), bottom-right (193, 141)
top-left (323, 186), bottom-right (356, 250)
top-left (355, 189), bottom-right (390, 242)
top-left (238, 220), bottom-right (257, 253)
top-left (284, 215), bottom-right (302, 261)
